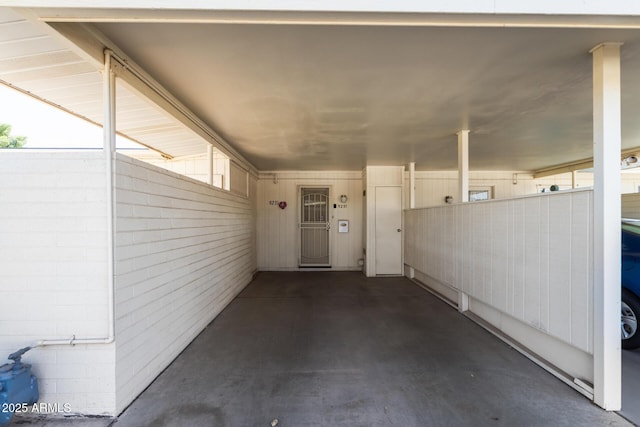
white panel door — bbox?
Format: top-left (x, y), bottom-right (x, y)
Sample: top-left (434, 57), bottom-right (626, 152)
top-left (375, 186), bottom-right (402, 275)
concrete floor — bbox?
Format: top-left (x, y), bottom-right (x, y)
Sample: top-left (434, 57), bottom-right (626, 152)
top-left (11, 271), bottom-right (632, 426)
top-left (622, 348), bottom-right (640, 424)
top-left (110, 271), bottom-right (629, 427)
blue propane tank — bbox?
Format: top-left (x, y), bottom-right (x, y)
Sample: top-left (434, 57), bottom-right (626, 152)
top-left (0, 347), bottom-right (39, 426)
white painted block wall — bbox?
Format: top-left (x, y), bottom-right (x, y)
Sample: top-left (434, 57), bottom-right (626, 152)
top-left (406, 170), bottom-right (640, 209)
top-left (622, 193), bottom-right (640, 218)
top-left (113, 154), bottom-right (256, 412)
top-left (405, 190), bottom-right (594, 382)
top-left (405, 171), bottom-right (585, 208)
top-left (256, 171), bottom-right (362, 270)
top-left (0, 152), bottom-right (115, 415)
top-left (141, 153), bottom-right (226, 188)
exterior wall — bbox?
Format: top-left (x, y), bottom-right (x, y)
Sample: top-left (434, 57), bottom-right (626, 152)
top-left (536, 172), bottom-right (640, 194)
top-left (0, 152), bottom-right (115, 415)
top-left (229, 161), bottom-right (248, 196)
top-left (405, 189), bottom-right (595, 383)
top-left (256, 171), bottom-right (363, 270)
top-left (141, 152), bottom-right (227, 188)
top-left (622, 193), bottom-right (640, 219)
top-left (405, 171), bottom-right (592, 209)
top-left (621, 173), bottom-right (640, 194)
top-left (113, 154), bottom-right (256, 412)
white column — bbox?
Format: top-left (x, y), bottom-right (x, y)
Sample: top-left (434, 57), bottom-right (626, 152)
top-left (458, 130), bottom-right (470, 203)
top-left (207, 145), bottom-right (214, 185)
top-left (408, 162), bottom-right (416, 279)
top-left (409, 162), bottom-right (416, 209)
top-left (457, 130), bottom-right (470, 311)
top-left (572, 170), bottom-right (578, 189)
top-left (103, 52), bottom-right (116, 153)
top-left (103, 50), bottom-right (116, 342)
top-left (591, 42), bottom-right (622, 410)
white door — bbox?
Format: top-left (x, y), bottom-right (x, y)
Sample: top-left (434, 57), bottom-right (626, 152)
top-left (300, 187), bottom-right (330, 266)
top-left (375, 186), bottom-right (402, 275)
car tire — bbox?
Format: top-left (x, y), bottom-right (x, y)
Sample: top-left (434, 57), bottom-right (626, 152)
top-left (622, 288), bottom-right (640, 350)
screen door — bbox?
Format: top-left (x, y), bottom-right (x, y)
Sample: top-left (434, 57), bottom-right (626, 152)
top-left (300, 187), bottom-right (330, 266)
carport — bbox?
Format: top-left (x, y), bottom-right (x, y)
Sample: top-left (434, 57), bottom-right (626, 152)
top-left (114, 272), bottom-right (627, 426)
top-left (0, 1), bottom-right (637, 422)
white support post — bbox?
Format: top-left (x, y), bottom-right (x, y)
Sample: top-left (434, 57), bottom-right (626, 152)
top-left (458, 130), bottom-right (470, 203)
top-left (409, 162), bottom-right (416, 209)
top-left (103, 53), bottom-right (116, 154)
top-left (408, 162), bottom-right (416, 279)
top-left (591, 42), bottom-right (622, 410)
top-left (102, 49), bottom-right (116, 343)
top-left (207, 145), bottom-right (214, 186)
top-left (457, 130), bottom-right (470, 311)
top-left (36, 49), bottom-right (117, 347)
top-left (572, 170), bottom-right (578, 189)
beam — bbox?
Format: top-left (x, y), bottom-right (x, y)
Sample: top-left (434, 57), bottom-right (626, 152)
top-left (16, 5), bottom-right (640, 29)
top-left (533, 146), bottom-right (640, 179)
top-left (591, 42), bottom-right (622, 410)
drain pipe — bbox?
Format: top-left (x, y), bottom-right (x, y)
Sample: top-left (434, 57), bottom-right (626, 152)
top-left (31, 48), bottom-right (116, 349)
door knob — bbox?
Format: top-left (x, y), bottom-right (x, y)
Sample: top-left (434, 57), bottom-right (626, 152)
top-left (397, 228), bottom-right (402, 232)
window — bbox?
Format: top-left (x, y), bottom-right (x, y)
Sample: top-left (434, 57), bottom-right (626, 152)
top-left (469, 186), bottom-right (494, 202)
top-left (469, 190), bottom-right (489, 202)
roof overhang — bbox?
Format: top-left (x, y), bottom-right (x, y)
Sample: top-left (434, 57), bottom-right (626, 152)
top-left (4, 3), bottom-right (640, 171)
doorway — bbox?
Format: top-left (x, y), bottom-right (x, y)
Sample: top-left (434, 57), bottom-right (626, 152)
top-left (300, 187), bottom-right (330, 267)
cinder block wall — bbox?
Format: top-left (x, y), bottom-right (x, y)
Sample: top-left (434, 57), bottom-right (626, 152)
top-left (0, 152), bottom-right (116, 415)
top-left (622, 193), bottom-right (640, 219)
top-left (113, 155), bottom-right (257, 412)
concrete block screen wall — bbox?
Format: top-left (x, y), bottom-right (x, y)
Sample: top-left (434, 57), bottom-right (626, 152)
top-left (113, 155), bottom-right (257, 412)
top-left (0, 152), bottom-right (115, 413)
top-left (0, 152), bottom-right (257, 416)
top-left (622, 193), bottom-right (640, 218)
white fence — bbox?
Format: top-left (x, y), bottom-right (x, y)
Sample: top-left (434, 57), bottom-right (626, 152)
top-left (405, 190), bottom-right (594, 358)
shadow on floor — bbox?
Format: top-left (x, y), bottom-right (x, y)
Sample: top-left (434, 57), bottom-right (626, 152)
top-left (621, 349), bottom-right (640, 425)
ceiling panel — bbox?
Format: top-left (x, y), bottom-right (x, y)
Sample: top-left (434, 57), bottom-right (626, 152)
top-left (93, 22), bottom-right (640, 171)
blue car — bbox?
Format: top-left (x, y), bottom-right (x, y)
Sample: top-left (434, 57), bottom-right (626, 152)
top-left (622, 220), bottom-right (640, 350)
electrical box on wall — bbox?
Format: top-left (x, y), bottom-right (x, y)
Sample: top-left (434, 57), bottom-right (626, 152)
top-left (338, 220), bottom-right (349, 233)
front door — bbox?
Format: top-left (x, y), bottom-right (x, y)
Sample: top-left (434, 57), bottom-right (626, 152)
top-left (300, 187), bottom-right (330, 267)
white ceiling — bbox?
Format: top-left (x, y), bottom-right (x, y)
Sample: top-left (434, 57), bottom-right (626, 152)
top-left (5, 5), bottom-right (640, 171)
top-left (91, 23), bottom-right (640, 171)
